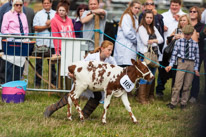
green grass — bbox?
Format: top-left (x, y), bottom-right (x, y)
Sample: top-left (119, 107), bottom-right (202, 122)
top-left (0, 73), bottom-right (205, 137)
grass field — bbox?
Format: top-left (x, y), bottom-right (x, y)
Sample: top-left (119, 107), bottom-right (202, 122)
top-left (0, 72), bottom-right (205, 137)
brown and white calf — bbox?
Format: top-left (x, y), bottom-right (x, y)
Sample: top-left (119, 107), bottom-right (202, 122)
top-left (67, 59), bottom-right (154, 124)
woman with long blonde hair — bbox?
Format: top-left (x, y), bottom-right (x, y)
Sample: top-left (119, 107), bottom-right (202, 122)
top-left (113, 0), bottom-right (141, 67)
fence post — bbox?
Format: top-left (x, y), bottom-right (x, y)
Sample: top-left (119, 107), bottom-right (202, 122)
top-left (94, 14), bottom-right (100, 49)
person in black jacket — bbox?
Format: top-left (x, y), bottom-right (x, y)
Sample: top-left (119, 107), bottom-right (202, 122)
top-left (189, 6), bottom-right (206, 103)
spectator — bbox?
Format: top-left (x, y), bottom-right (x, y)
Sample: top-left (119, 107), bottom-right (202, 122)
top-left (138, 0), bottom-right (164, 100)
top-left (165, 25), bottom-right (200, 109)
top-left (23, 0), bottom-right (34, 78)
top-left (81, 0), bottom-right (107, 51)
top-left (199, 25), bottom-right (206, 97)
top-left (0, 0), bottom-right (26, 32)
top-left (161, 14), bottom-right (198, 95)
top-left (44, 40), bottom-right (116, 119)
top-left (72, 4), bottom-right (88, 38)
top-left (1, 0), bottom-right (28, 82)
top-left (113, 0), bottom-right (141, 97)
top-left (51, 0), bottom-right (75, 55)
top-left (113, 0), bottom-right (141, 67)
top-left (136, 10), bottom-right (163, 104)
top-left (156, 0), bottom-right (186, 99)
top-left (139, 0), bottom-right (164, 53)
top-left (189, 6), bottom-right (206, 103)
top-left (24, 0), bottom-right (34, 36)
top-left (33, 0), bottom-right (56, 87)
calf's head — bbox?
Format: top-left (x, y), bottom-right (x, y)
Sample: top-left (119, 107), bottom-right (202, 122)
top-left (131, 59), bottom-right (154, 82)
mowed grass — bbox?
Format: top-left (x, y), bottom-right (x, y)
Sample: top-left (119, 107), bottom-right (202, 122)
top-left (0, 71), bottom-right (205, 137)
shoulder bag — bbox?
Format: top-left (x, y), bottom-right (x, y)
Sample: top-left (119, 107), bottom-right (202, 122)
top-left (32, 45), bottom-right (51, 57)
top-left (144, 44), bottom-right (159, 68)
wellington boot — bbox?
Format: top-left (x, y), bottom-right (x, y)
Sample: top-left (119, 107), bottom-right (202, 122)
top-left (148, 80), bottom-right (155, 102)
top-left (82, 98), bottom-right (100, 119)
top-left (137, 84), bottom-right (149, 104)
top-left (44, 93), bottom-right (68, 118)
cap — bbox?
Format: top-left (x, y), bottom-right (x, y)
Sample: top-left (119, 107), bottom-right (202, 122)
top-left (182, 25), bottom-right (194, 34)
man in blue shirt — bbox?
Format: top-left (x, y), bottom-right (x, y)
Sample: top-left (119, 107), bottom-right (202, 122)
top-left (165, 25), bottom-right (200, 110)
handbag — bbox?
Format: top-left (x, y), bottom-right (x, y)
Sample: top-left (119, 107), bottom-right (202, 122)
top-left (163, 38), bottom-right (176, 64)
top-left (32, 45), bottom-right (51, 57)
top-left (144, 44), bottom-right (159, 68)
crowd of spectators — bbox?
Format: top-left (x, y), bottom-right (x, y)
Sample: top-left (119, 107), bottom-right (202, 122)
top-left (0, 0), bottom-right (205, 112)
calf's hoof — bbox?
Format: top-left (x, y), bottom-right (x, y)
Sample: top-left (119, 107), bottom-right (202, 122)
top-left (80, 116), bottom-right (85, 122)
top-left (133, 121), bottom-right (138, 124)
top-left (102, 119), bottom-right (107, 125)
top-left (67, 117), bottom-right (72, 121)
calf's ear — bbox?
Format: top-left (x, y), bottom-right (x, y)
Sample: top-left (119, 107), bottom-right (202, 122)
top-left (131, 59), bottom-right (136, 65)
top-left (68, 65), bottom-right (76, 74)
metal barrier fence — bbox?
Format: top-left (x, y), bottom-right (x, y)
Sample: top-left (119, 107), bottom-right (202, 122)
top-left (0, 35), bottom-right (94, 93)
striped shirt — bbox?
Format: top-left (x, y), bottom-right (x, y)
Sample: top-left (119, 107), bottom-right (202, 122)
top-left (169, 38), bottom-right (199, 70)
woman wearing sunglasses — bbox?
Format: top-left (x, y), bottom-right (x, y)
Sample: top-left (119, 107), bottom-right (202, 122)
top-left (1, 0), bottom-right (28, 35)
top-left (189, 6), bottom-right (205, 103)
top-left (0, 0), bottom-right (28, 82)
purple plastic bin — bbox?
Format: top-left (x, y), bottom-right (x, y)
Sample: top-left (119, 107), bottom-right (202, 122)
top-left (1, 86), bottom-right (25, 103)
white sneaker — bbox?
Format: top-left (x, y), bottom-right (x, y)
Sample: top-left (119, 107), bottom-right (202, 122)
top-left (189, 97), bottom-right (196, 103)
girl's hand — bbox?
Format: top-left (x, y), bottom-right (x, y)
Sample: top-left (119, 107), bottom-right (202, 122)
top-left (68, 72), bottom-right (74, 79)
top-left (195, 70), bottom-right (200, 76)
top-left (148, 40), bottom-right (153, 44)
top-left (148, 39), bottom-right (158, 44)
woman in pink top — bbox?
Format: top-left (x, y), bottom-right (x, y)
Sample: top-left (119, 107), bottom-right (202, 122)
top-left (0, 0), bottom-right (28, 83)
top-left (51, 0), bottom-right (75, 55)
top-left (1, 0), bottom-right (28, 35)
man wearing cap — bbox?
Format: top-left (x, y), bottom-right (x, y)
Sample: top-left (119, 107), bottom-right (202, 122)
top-left (165, 25), bottom-right (200, 110)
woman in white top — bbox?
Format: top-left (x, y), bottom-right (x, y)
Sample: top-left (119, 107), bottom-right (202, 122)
top-left (113, 0), bottom-right (141, 67)
top-left (44, 40), bottom-right (117, 119)
top-left (137, 10), bottom-right (163, 104)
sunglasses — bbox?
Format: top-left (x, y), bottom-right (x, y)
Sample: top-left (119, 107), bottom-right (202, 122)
top-left (145, 2), bottom-right (154, 5)
top-left (15, 4), bottom-right (23, 7)
top-left (190, 11), bottom-right (197, 13)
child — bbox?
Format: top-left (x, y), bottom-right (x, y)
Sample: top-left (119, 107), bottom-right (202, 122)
top-left (165, 25), bottom-right (200, 109)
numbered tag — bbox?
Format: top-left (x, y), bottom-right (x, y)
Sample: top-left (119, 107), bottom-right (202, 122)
top-left (120, 75), bottom-right (135, 92)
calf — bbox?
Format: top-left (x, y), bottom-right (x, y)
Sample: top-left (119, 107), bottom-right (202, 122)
top-left (67, 59), bottom-right (154, 124)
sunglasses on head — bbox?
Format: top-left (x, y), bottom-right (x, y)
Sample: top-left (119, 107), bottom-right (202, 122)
top-left (190, 11), bottom-right (197, 13)
top-left (145, 2), bottom-right (154, 5)
top-left (15, 4), bottom-right (23, 7)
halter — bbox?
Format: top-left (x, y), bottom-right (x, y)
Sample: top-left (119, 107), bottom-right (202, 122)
top-left (134, 65), bottom-right (150, 79)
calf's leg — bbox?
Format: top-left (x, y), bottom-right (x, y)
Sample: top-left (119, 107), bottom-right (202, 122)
top-left (102, 92), bottom-right (113, 124)
top-left (121, 92), bottom-right (138, 124)
top-left (69, 91), bottom-right (85, 121)
top-left (67, 95), bottom-right (73, 120)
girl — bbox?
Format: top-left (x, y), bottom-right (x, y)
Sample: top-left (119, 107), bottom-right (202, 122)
top-left (113, 0), bottom-right (141, 67)
top-left (72, 4), bottom-right (88, 38)
top-left (51, 0), bottom-right (75, 55)
top-left (137, 10), bottom-right (163, 104)
top-left (44, 40), bottom-right (117, 119)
